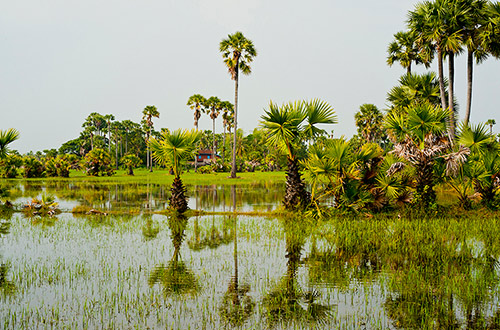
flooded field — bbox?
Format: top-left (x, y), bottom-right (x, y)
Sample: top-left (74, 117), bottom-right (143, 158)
top-left (1, 180), bottom-right (500, 329)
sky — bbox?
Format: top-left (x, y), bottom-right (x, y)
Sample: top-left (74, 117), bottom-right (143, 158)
top-left (1, 0), bottom-right (500, 153)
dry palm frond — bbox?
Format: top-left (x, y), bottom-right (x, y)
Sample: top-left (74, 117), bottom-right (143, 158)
top-left (442, 145), bottom-right (471, 176)
top-left (387, 162), bottom-right (406, 177)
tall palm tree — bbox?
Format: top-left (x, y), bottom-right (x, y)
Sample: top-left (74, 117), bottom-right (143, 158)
top-left (463, 0), bottom-right (489, 125)
top-left (0, 129), bottom-right (20, 159)
top-left (187, 94), bottom-right (206, 172)
top-left (149, 129), bottom-right (201, 213)
top-left (103, 114), bottom-right (115, 153)
top-left (387, 30), bottom-right (433, 74)
top-left (261, 99), bottom-right (336, 210)
top-left (205, 96), bottom-right (222, 162)
top-left (220, 31), bottom-right (257, 178)
top-left (142, 105), bottom-right (160, 172)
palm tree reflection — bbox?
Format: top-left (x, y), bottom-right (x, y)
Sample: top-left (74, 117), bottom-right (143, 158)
top-left (149, 214), bottom-right (199, 296)
top-left (263, 217), bottom-right (332, 328)
top-left (219, 185), bottom-right (255, 326)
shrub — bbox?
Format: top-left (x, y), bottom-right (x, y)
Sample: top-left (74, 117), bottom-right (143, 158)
top-left (83, 148), bottom-right (114, 176)
top-left (22, 157), bottom-right (45, 178)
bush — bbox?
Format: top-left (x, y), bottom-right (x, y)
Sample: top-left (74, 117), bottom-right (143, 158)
top-left (83, 148), bottom-right (114, 176)
top-left (22, 157), bottom-right (45, 178)
top-left (0, 155), bottom-right (22, 178)
top-left (45, 155), bottom-right (71, 178)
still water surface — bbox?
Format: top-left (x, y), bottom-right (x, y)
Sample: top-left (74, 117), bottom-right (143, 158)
top-left (0, 181), bottom-right (499, 329)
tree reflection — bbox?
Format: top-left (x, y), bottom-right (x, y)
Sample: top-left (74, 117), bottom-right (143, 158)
top-left (149, 214), bottom-right (199, 296)
top-left (263, 217), bottom-right (332, 328)
top-left (219, 215), bottom-right (255, 327)
top-left (0, 215), bottom-right (14, 297)
top-left (141, 215), bottom-right (159, 240)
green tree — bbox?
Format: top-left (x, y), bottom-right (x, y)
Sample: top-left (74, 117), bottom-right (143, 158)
top-left (220, 31), bottom-right (257, 178)
top-left (387, 30), bottom-right (433, 74)
top-left (486, 119), bottom-right (496, 135)
top-left (384, 102), bottom-right (467, 209)
top-left (354, 104), bottom-right (384, 143)
top-left (121, 154), bottom-right (142, 175)
top-left (142, 105), bottom-right (160, 172)
top-left (187, 94), bottom-right (207, 172)
top-left (150, 129), bottom-right (202, 213)
top-left (261, 99), bottom-right (336, 210)
top-left (221, 101), bottom-right (234, 164)
top-left (83, 148), bottom-right (114, 176)
top-left (205, 96), bottom-right (222, 162)
top-left (387, 72), bottom-right (444, 114)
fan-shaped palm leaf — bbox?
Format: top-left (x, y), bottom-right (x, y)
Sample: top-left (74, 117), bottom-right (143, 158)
top-left (0, 129), bottom-right (20, 159)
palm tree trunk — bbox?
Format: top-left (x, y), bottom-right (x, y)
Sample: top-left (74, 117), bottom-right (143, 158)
top-left (407, 63), bottom-right (411, 75)
top-left (115, 129), bottom-right (119, 170)
top-left (194, 122), bottom-right (199, 172)
top-left (284, 157), bottom-right (311, 210)
top-left (437, 47), bottom-right (448, 112)
top-left (448, 51), bottom-right (455, 139)
top-left (149, 127), bottom-right (153, 172)
top-left (169, 176), bottom-right (189, 213)
top-left (222, 126), bottom-right (226, 164)
top-left (230, 66), bottom-right (239, 179)
top-left (212, 118), bottom-right (216, 163)
top-left (465, 49), bottom-right (474, 126)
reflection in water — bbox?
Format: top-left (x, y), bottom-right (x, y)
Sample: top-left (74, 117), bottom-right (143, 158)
top-left (142, 215), bottom-right (159, 240)
top-left (0, 214), bottom-right (15, 297)
top-left (219, 186), bottom-right (255, 327)
top-left (149, 215), bottom-right (199, 296)
top-left (263, 217), bottom-right (332, 328)
top-left (2, 181), bottom-right (284, 212)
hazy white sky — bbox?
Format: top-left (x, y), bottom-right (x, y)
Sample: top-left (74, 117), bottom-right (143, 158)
top-left (2, 0), bottom-right (499, 153)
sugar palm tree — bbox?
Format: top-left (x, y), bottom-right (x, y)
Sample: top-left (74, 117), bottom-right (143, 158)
top-left (387, 72), bottom-right (444, 114)
top-left (486, 119), bottom-right (496, 135)
top-left (149, 129), bottom-right (201, 213)
top-left (387, 30), bottom-right (432, 74)
top-left (463, 0), bottom-right (489, 125)
top-left (142, 105), bottom-right (160, 172)
top-left (187, 94), bottom-right (206, 171)
top-left (220, 32), bottom-right (257, 178)
top-left (220, 101), bottom-right (234, 165)
top-left (384, 102), bottom-right (468, 209)
top-left (205, 96), bottom-right (222, 162)
top-left (0, 129), bottom-right (20, 159)
top-left (261, 99), bottom-right (336, 210)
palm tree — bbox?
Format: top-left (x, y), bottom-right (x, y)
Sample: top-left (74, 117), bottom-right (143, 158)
top-left (463, 0), bottom-right (489, 125)
top-left (220, 101), bottom-right (234, 165)
top-left (0, 129), bottom-right (20, 159)
top-left (387, 72), bottom-right (444, 114)
top-left (205, 96), bottom-right (222, 162)
top-left (187, 94), bottom-right (207, 172)
top-left (220, 31), bottom-right (257, 178)
top-left (261, 99), bottom-right (336, 210)
top-left (142, 105), bottom-right (160, 172)
top-left (149, 129), bottom-right (201, 213)
top-left (408, 0), bottom-right (467, 137)
top-left (354, 104), bottom-right (384, 143)
top-left (384, 102), bottom-right (468, 209)
top-left (486, 119), bottom-right (496, 135)
top-left (103, 114), bottom-right (115, 153)
top-left (302, 99), bottom-right (337, 145)
top-left (387, 30), bottom-right (433, 74)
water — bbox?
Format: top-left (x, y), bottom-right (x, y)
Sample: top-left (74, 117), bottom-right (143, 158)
top-left (0, 180), bottom-right (499, 329)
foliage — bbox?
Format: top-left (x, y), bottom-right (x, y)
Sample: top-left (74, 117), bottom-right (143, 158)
top-left (22, 156), bottom-right (45, 178)
top-left (83, 148), bottom-right (115, 176)
top-left (0, 128), bottom-right (20, 159)
top-left (0, 154), bottom-right (22, 178)
top-left (120, 154), bottom-right (142, 175)
top-left (45, 155), bottom-right (71, 177)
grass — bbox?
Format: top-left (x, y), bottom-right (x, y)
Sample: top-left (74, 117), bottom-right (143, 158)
top-left (1, 168), bottom-right (286, 186)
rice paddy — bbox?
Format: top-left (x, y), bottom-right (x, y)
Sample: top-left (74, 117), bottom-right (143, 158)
top-left (0, 179), bottom-right (499, 329)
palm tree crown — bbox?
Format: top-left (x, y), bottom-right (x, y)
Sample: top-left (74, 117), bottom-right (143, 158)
top-left (0, 128), bottom-right (20, 159)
